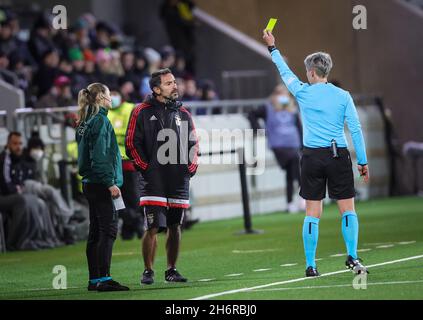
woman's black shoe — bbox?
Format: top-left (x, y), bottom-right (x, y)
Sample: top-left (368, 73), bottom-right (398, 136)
top-left (96, 280), bottom-right (130, 292)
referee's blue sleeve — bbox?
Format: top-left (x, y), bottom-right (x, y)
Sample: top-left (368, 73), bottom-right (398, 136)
top-left (270, 49), bottom-right (305, 96)
top-left (345, 93), bottom-right (368, 165)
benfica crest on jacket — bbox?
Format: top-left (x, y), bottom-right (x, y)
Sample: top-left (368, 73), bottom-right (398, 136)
top-left (175, 114), bottom-right (181, 126)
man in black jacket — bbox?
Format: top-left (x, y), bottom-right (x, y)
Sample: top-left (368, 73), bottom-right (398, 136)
top-left (0, 132), bottom-right (59, 250)
top-left (126, 68), bottom-right (198, 285)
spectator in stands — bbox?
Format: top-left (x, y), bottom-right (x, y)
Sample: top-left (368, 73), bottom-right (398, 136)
top-left (28, 14), bottom-right (55, 62)
top-left (23, 131), bottom-right (45, 183)
top-left (95, 48), bottom-right (120, 89)
top-left (82, 49), bottom-right (98, 84)
top-left (160, 45), bottom-right (176, 69)
top-left (33, 48), bottom-right (60, 97)
top-left (0, 132), bottom-right (61, 250)
top-left (133, 48), bottom-right (149, 78)
top-left (182, 78), bottom-right (199, 101)
top-left (0, 49), bottom-right (18, 86)
top-left (120, 50), bottom-right (139, 87)
top-left (72, 19), bottom-right (92, 50)
top-left (68, 47), bottom-right (88, 96)
top-left (172, 51), bottom-right (191, 79)
top-left (197, 79), bottom-right (219, 115)
top-left (22, 131), bottom-right (75, 244)
top-left (160, 0), bottom-right (197, 74)
top-left (79, 13), bottom-right (97, 44)
top-left (119, 78), bottom-right (142, 103)
top-left (144, 47), bottom-right (162, 75)
top-left (176, 77), bottom-right (186, 98)
top-left (92, 21), bottom-right (113, 50)
top-left (58, 58), bottom-right (73, 79)
top-left (0, 10), bottom-right (34, 67)
top-left (0, 18), bottom-right (17, 56)
top-left (248, 84), bottom-right (304, 213)
top-left (35, 75), bottom-right (75, 108)
top-left (8, 52), bottom-right (31, 97)
top-left (140, 47), bottom-right (162, 97)
top-left (198, 79), bottom-right (218, 101)
top-left (1, 8), bottom-right (218, 113)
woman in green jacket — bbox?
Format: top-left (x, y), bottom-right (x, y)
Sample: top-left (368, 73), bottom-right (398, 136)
top-left (76, 83), bottom-right (129, 292)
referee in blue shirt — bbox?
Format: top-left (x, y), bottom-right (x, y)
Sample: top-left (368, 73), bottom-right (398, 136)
top-left (263, 30), bottom-right (369, 277)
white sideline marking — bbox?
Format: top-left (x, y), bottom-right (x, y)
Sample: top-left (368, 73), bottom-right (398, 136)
top-left (232, 249), bottom-right (278, 254)
top-left (113, 251), bottom-right (136, 256)
top-left (253, 268), bottom-right (271, 272)
top-left (0, 258), bottom-right (22, 263)
top-left (250, 280), bottom-right (423, 292)
top-left (315, 259), bottom-right (324, 261)
top-left (376, 244), bottom-right (395, 249)
top-left (280, 263), bottom-right (298, 267)
top-left (357, 249), bottom-right (372, 252)
top-left (330, 253), bottom-right (345, 257)
top-left (398, 241), bottom-right (416, 245)
top-left (198, 279), bottom-right (215, 282)
top-left (363, 242), bottom-right (393, 246)
top-left (21, 286), bottom-right (79, 292)
top-left (191, 254), bottom-right (423, 300)
top-left (224, 273), bottom-right (243, 277)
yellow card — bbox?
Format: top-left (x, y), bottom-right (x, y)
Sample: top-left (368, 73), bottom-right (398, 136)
top-left (265, 18), bottom-right (278, 32)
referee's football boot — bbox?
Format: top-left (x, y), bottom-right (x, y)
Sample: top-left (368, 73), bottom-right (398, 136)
top-left (305, 266), bottom-right (320, 277)
top-left (165, 268), bottom-right (188, 283)
top-left (141, 269), bottom-right (155, 285)
top-left (345, 255), bottom-right (369, 274)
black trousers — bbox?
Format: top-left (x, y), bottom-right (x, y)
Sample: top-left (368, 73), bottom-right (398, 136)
top-left (272, 147), bottom-right (301, 203)
top-left (83, 183), bottom-right (118, 280)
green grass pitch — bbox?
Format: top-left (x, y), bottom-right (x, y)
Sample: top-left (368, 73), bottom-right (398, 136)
top-left (1, 196), bottom-right (422, 300)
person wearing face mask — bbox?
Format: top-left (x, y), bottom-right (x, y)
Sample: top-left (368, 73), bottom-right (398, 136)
top-left (107, 90), bottom-right (144, 241)
top-left (76, 83), bottom-right (129, 292)
top-left (23, 131), bottom-right (45, 183)
top-left (0, 132), bottom-right (60, 251)
top-left (248, 84), bottom-right (304, 213)
top-left (22, 131), bottom-right (75, 245)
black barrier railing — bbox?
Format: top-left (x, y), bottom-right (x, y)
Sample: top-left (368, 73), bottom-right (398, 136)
top-left (198, 148), bottom-right (262, 235)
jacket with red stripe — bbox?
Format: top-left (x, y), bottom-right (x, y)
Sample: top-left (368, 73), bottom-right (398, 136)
top-left (125, 95), bottom-right (198, 206)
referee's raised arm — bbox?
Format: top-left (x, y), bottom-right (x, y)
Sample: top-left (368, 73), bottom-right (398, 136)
top-left (262, 26), bottom-right (370, 277)
top-left (263, 30), bottom-right (305, 97)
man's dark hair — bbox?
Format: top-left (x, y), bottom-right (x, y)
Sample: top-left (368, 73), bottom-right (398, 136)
top-left (7, 131), bottom-right (22, 142)
top-left (149, 68), bottom-right (172, 94)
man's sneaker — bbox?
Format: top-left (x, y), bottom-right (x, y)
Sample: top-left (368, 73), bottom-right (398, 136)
top-left (345, 255), bottom-right (369, 274)
top-left (165, 268), bottom-right (188, 282)
top-left (87, 281), bottom-right (98, 291)
top-left (96, 280), bottom-right (130, 292)
top-left (141, 269), bottom-right (155, 285)
top-left (305, 266), bottom-right (320, 277)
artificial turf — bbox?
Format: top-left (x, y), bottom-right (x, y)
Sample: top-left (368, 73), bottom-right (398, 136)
top-left (0, 196), bottom-right (422, 300)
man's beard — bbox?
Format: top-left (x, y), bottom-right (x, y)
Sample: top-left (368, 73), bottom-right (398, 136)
top-left (164, 91), bottom-right (179, 102)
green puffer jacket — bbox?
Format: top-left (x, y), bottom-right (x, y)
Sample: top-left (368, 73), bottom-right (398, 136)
top-left (76, 106), bottom-right (123, 188)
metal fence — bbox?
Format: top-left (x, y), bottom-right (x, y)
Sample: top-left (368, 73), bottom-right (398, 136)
top-left (2, 95), bottom-right (393, 204)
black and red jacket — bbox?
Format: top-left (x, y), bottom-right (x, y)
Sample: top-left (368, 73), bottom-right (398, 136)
top-left (125, 95), bottom-right (198, 208)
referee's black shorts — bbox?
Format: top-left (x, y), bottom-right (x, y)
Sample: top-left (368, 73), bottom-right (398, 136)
top-left (299, 147), bottom-right (355, 201)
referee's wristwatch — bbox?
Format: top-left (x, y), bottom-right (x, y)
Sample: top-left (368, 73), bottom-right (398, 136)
top-left (268, 46), bottom-right (277, 53)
